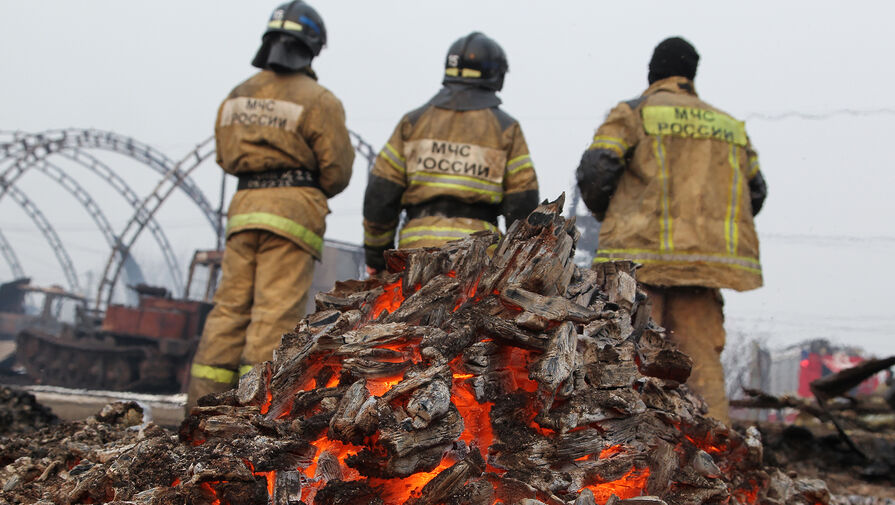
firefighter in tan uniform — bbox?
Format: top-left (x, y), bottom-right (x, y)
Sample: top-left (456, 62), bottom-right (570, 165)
top-left (576, 37), bottom-right (768, 424)
top-left (363, 32), bottom-right (539, 273)
top-left (186, 1), bottom-right (354, 410)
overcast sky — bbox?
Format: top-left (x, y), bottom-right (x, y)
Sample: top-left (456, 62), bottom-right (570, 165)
top-left (1, 1), bottom-right (894, 356)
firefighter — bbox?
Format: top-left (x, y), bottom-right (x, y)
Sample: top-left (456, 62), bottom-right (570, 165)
top-left (363, 32), bottom-right (539, 274)
top-left (186, 1), bottom-right (354, 411)
top-left (576, 37), bottom-right (768, 424)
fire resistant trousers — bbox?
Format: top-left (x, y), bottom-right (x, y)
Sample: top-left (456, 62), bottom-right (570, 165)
top-left (186, 229), bottom-right (314, 411)
top-left (643, 285), bottom-right (730, 424)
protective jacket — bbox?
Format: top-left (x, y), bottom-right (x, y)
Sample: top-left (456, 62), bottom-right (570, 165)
top-left (216, 69), bottom-right (354, 259)
top-left (577, 76), bottom-right (767, 291)
top-left (363, 84), bottom-right (539, 270)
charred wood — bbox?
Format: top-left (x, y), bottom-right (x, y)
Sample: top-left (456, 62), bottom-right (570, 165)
top-left (329, 379), bottom-right (374, 444)
top-left (380, 404), bottom-right (464, 458)
top-left (531, 321), bottom-right (577, 390)
top-left (315, 480), bottom-right (385, 505)
top-left (407, 378), bottom-right (452, 429)
top-left (383, 275), bottom-right (460, 324)
top-left (500, 285), bottom-right (598, 324)
top-left (409, 449), bottom-right (485, 505)
top-left (636, 327), bottom-right (692, 384)
top-left (446, 477), bottom-right (494, 505)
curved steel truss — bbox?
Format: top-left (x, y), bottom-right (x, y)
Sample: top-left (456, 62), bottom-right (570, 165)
top-left (0, 229), bottom-right (25, 280)
top-left (0, 127), bottom-right (378, 307)
top-left (0, 147), bottom-right (185, 292)
top-left (1, 129), bottom-right (217, 228)
top-left (0, 180), bottom-right (80, 292)
top-left (94, 137), bottom-right (216, 308)
top-left (349, 130), bottom-right (376, 172)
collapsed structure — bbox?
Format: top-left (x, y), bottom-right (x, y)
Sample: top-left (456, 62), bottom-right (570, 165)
top-left (0, 197), bottom-right (832, 505)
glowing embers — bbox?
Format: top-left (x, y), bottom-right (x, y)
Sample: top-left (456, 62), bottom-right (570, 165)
top-left (504, 346), bottom-right (539, 393)
top-left (176, 198), bottom-right (776, 505)
top-left (260, 389), bottom-right (273, 415)
top-left (451, 376), bottom-right (494, 451)
top-left (244, 460), bottom-right (276, 497)
top-left (584, 466), bottom-right (651, 503)
top-left (199, 482), bottom-right (222, 505)
top-left (372, 279), bottom-right (405, 319)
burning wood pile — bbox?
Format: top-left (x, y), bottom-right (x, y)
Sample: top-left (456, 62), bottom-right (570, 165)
top-left (1, 196), bottom-right (833, 505)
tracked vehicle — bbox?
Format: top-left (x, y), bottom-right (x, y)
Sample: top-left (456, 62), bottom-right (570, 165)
top-left (14, 250), bottom-right (221, 392)
top-left (11, 241), bottom-right (364, 393)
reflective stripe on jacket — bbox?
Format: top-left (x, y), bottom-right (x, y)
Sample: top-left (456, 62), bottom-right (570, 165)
top-left (582, 76), bottom-right (764, 291)
top-left (190, 363), bottom-right (260, 385)
top-left (216, 70), bottom-right (354, 258)
top-left (363, 93), bottom-right (538, 267)
top-left (397, 216), bottom-right (499, 249)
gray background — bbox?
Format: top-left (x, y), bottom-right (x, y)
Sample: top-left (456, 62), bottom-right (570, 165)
top-left (1, 1), bottom-right (893, 355)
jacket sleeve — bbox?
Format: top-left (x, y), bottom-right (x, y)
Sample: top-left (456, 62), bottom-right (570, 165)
top-left (305, 90), bottom-right (355, 198)
top-left (576, 102), bottom-right (640, 221)
top-left (744, 138), bottom-right (767, 216)
top-left (501, 122), bottom-right (540, 226)
top-left (363, 118), bottom-right (408, 270)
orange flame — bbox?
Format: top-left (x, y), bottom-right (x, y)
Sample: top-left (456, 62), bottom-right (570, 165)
top-left (259, 470), bottom-right (276, 497)
top-left (732, 478), bottom-right (761, 505)
top-left (303, 437), bottom-right (362, 481)
top-left (367, 376), bottom-right (404, 397)
top-left (466, 278), bottom-right (480, 300)
top-left (733, 487), bottom-right (759, 505)
top-left (170, 478), bottom-right (181, 487)
top-left (324, 374), bottom-right (340, 388)
top-left (583, 466), bottom-right (650, 502)
top-left (200, 482), bottom-right (222, 505)
top-left (244, 460), bottom-right (277, 498)
top-left (505, 347), bottom-right (538, 393)
top-left (370, 458), bottom-right (453, 504)
top-left (372, 280), bottom-right (404, 319)
top-left (452, 276), bottom-right (482, 312)
top-left (599, 445), bottom-right (624, 459)
top-left (260, 389), bottom-right (273, 415)
top-left (452, 380), bottom-right (494, 451)
top-left (684, 434), bottom-right (729, 455)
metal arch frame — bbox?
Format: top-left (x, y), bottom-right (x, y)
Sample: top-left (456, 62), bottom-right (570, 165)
top-left (1, 129), bottom-right (218, 229)
top-left (95, 137), bottom-right (216, 309)
top-left (0, 228), bottom-right (25, 280)
top-left (0, 181), bottom-right (81, 293)
top-left (21, 158), bottom-right (152, 286)
top-left (48, 148), bottom-right (185, 291)
top-left (0, 148), bottom-right (185, 292)
top-left (348, 129), bottom-right (376, 172)
top-left (0, 128), bottom-right (381, 306)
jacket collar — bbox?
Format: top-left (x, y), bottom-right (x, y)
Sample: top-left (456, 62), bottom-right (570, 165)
top-left (642, 76), bottom-right (697, 97)
top-left (429, 83), bottom-right (502, 111)
top-left (265, 67), bottom-right (318, 81)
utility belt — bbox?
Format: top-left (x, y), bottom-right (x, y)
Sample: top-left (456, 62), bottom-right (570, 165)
top-left (236, 167), bottom-right (321, 191)
top-left (405, 197), bottom-right (499, 226)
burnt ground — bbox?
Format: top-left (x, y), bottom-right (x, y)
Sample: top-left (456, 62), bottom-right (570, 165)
top-left (733, 419), bottom-right (895, 503)
top-left (0, 386), bottom-right (892, 504)
top-left (0, 387), bottom-right (58, 435)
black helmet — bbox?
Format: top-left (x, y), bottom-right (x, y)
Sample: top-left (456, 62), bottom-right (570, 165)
top-left (443, 32), bottom-right (508, 92)
top-left (648, 37), bottom-right (699, 84)
top-left (252, 1), bottom-right (327, 73)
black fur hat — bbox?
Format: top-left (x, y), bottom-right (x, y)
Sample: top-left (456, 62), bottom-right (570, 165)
top-left (648, 37), bottom-right (699, 84)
